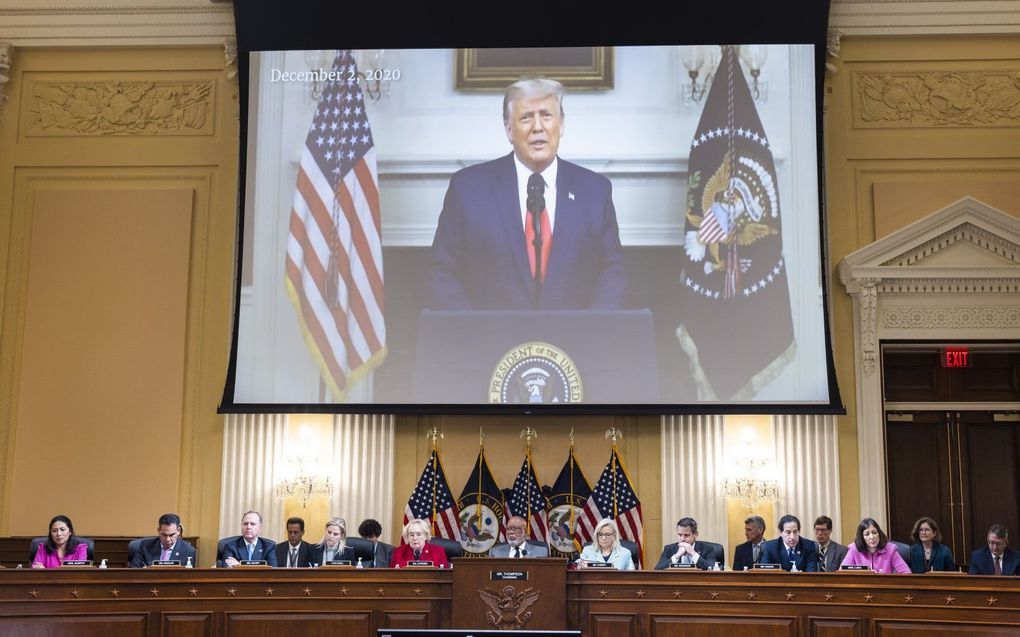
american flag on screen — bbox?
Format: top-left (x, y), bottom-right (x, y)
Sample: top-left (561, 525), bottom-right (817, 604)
top-left (505, 452), bottom-right (550, 543)
top-left (285, 50), bottom-right (386, 400)
top-left (403, 450), bottom-right (461, 543)
top-left (576, 447), bottom-right (644, 568)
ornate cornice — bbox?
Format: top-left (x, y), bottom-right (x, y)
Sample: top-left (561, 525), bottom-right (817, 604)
top-left (831, 1), bottom-right (1020, 35)
top-left (883, 305), bottom-right (1020, 330)
top-left (26, 79), bottom-right (215, 136)
top-left (881, 223), bottom-right (1019, 267)
top-left (0, 43), bottom-right (11, 107)
top-left (0, 2), bottom-right (235, 47)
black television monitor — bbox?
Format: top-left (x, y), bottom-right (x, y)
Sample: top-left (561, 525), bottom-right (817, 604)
top-left (221, 1), bottom-right (841, 416)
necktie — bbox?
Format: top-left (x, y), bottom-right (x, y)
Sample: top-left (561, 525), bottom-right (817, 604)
top-left (787, 547), bottom-right (795, 564)
top-left (994, 556), bottom-right (1002, 576)
top-left (752, 544), bottom-right (761, 563)
top-left (414, 550), bottom-right (421, 560)
top-left (247, 543), bottom-right (255, 560)
top-left (818, 546), bottom-right (827, 572)
top-left (682, 554), bottom-right (692, 565)
top-left (160, 547), bottom-right (171, 561)
top-left (524, 174), bottom-right (552, 284)
top-left (289, 547), bottom-right (298, 567)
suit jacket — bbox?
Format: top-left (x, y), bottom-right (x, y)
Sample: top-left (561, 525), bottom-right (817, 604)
top-left (369, 541), bottom-right (395, 568)
top-left (489, 540), bottom-right (549, 558)
top-left (217, 537), bottom-right (278, 567)
top-left (428, 153), bottom-right (628, 311)
top-left (389, 543), bottom-right (450, 569)
top-left (129, 537), bottom-right (197, 568)
top-left (732, 540), bottom-right (767, 572)
top-left (654, 541), bottom-right (724, 570)
top-left (309, 543), bottom-right (356, 566)
top-left (969, 546), bottom-right (1020, 575)
top-left (817, 541), bottom-right (849, 572)
top-left (274, 540), bottom-right (314, 568)
top-left (908, 542), bottom-right (956, 573)
top-left (761, 537), bottom-right (818, 572)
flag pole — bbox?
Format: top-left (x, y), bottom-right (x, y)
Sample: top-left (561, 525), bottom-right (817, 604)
top-left (568, 428), bottom-right (579, 552)
top-left (477, 428), bottom-right (484, 525)
top-left (606, 427), bottom-right (622, 520)
top-left (521, 427), bottom-right (538, 539)
top-left (426, 427), bottom-right (442, 537)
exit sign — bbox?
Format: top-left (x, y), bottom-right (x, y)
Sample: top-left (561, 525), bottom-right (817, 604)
top-left (941, 347), bottom-right (972, 368)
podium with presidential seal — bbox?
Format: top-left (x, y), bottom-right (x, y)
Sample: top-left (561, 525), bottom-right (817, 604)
top-left (412, 310), bottom-right (658, 404)
top-left (451, 558), bottom-right (567, 631)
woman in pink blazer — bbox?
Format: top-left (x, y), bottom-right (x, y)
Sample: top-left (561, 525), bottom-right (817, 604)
top-left (32, 515), bottom-right (88, 568)
top-left (839, 517), bottom-right (910, 574)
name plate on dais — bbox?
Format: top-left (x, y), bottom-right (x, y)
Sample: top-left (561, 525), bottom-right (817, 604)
top-left (840, 565), bottom-right (870, 572)
top-left (491, 571), bottom-right (528, 580)
top-left (407, 560), bottom-right (434, 567)
top-left (151, 560), bottom-right (181, 567)
top-left (584, 561), bottom-right (614, 568)
top-left (238, 560), bottom-right (269, 567)
top-left (669, 562), bottom-right (696, 569)
top-left (752, 563), bottom-right (782, 570)
top-left (61, 560), bottom-right (92, 567)
top-left (323, 560), bottom-right (353, 567)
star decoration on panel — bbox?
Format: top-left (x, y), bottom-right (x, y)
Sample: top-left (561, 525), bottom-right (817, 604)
top-left (903, 594), bottom-right (913, 604)
top-left (150, 588), bottom-right (159, 597)
top-left (945, 595), bottom-right (955, 605)
top-left (339, 586), bottom-right (349, 597)
top-left (227, 588), bottom-right (238, 597)
top-left (302, 587), bottom-right (312, 597)
top-left (864, 594), bottom-right (874, 603)
top-left (785, 592), bottom-right (795, 601)
top-left (189, 588), bottom-right (199, 597)
top-left (265, 587), bottom-right (275, 596)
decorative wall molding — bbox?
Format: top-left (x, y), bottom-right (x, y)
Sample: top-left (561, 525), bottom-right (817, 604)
top-left (773, 415), bottom-right (842, 541)
top-left (0, 2), bottom-right (235, 47)
top-left (26, 79), bottom-right (215, 136)
top-left (853, 69), bottom-right (1020, 128)
top-left (0, 43), bottom-right (11, 106)
top-left (839, 196), bottom-right (1020, 523)
top-left (831, 1), bottom-right (1020, 35)
top-left (882, 305), bottom-right (1020, 329)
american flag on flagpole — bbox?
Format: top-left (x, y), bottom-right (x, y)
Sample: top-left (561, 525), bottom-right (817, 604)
top-left (505, 451), bottom-right (550, 543)
top-left (576, 447), bottom-right (644, 568)
top-left (403, 450), bottom-right (461, 543)
top-left (285, 49), bottom-right (386, 400)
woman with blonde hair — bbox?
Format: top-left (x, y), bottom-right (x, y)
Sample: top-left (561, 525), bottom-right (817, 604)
top-left (309, 516), bottom-right (355, 566)
top-left (577, 518), bottom-right (635, 570)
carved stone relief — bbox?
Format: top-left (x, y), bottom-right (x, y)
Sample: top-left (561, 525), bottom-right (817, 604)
top-left (883, 306), bottom-right (1020, 330)
top-left (853, 70), bottom-right (1020, 128)
top-left (27, 79), bottom-right (215, 136)
top-left (859, 280), bottom-right (879, 376)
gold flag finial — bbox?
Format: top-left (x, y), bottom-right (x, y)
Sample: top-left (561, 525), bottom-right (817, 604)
top-left (479, 427), bottom-right (485, 448)
top-left (520, 426), bottom-right (538, 446)
top-left (569, 427), bottom-right (575, 448)
top-left (425, 427), bottom-right (443, 449)
top-left (605, 427), bottom-right (623, 443)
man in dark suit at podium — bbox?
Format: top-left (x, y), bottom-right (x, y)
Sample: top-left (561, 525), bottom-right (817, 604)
top-left (761, 514), bottom-right (818, 572)
top-left (654, 517), bottom-right (724, 570)
top-left (428, 78), bottom-right (628, 311)
top-left (275, 517), bottom-right (313, 568)
top-left (969, 523), bottom-right (1020, 575)
top-left (732, 515), bottom-right (767, 572)
top-left (490, 516), bottom-right (550, 558)
top-left (129, 513), bottom-right (197, 567)
top-left (218, 511), bottom-right (278, 567)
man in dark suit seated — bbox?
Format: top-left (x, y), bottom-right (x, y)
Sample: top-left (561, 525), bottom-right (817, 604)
top-left (813, 515), bottom-right (849, 573)
top-left (732, 515), bottom-right (767, 572)
top-left (129, 513), bottom-right (197, 567)
top-left (275, 516), bottom-right (313, 568)
top-left (358, 518), bottom-right (394, 568)
top-left (218, 510), bottom-right (278, 567)
top-left (654, 517), bottom-right (724, 570)
top-left (490, 515), bottom-right (550, 558)
top-left (969, 523), bottom-right (1020, 575)
top-left (761, 514), bottom-right (818, 572)
top-left (427, 78), bottom-right (628, 311)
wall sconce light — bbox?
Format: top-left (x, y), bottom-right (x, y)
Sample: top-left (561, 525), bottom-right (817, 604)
top-left (680, 45), bottom-right (718, 105)
top-left (739, 44), bottom-right (768, 102)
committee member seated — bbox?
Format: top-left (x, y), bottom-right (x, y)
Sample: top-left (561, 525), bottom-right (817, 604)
top-left (732, 515), bottom-right (767, 571)
top-left (577, 518), bottom-right (635, 570)
top-left (839, 517), bottom-right (910, 573)
top-left (490, 515), bottom-right (549, 558)
top-left (908, 516), bottom-right (955, 573)
top-left (275, 516), bottom-right (313, 568)
top-left (310, 517), bottom-right (356, 565)
top-left (218, 510), bottom-right (277, 567)
top-left (129, 513), bottom-right (197, 567)
top-left (427, 78), bottom-right (628, 311)
top-left (654, 517), bottom-right (723, 570)
top-left (761, 514), bottom-right (818, 571)
top-left (358, 518), bottom-right (394, 568)
top-left (969, 523), bottom-right (1020, 575)
top-left (813, 515), bottom-right (848, 572)
top-left (389, 518), bottom-right (450, 568)
top-left (32, 515), bottom-right (88, 568)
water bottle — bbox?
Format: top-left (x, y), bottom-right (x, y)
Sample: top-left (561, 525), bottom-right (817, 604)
top-left (356, 557), bottom-right (364, 569)
top-left (712, 561), bottom-right (721, 571)
top-left (99, 559), bottom-right (108, 569)
top-left (185, 556), bottom-right (193, 568)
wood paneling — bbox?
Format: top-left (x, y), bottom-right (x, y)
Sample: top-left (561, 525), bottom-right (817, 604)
top-left (163, 613), bottom-right (213, 637)
top-left (0, 615), bottom-right (147, 637)
top-left (649, 615), bottom-right (796, 637)
top-left (224, 613), bottom-right (372, 637)
top-left (874, 620), bottom-right (1020, 636)
top-left (590, 613), bottom-right (638, 637)
top-left (810, 617), bottom-right (863, 637)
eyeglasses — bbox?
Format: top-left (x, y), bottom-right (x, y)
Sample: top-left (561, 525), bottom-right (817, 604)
top-left (597, 532), bottom-right (615, 538)
top-left (506, 526), bottom-right (526, 532)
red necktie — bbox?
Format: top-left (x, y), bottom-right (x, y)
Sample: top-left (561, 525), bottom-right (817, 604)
top-left (524, 208), bottom-right (552, 283)
top-left (994, 556), bottom-right (1002, 575)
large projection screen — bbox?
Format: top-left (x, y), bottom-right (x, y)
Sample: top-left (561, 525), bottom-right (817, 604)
top-left (222, 2), bottom-right (842, 415)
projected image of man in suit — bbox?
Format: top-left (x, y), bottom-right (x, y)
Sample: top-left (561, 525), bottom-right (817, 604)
top-left (428, 78), bottom-right (628, 311)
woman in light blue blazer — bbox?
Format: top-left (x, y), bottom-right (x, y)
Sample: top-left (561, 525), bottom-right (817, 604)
top-left (578, 518), bottom-right (635, 570)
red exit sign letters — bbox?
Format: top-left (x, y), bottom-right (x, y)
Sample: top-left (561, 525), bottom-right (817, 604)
top-left (941, 347), bottom-right (971, 368)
